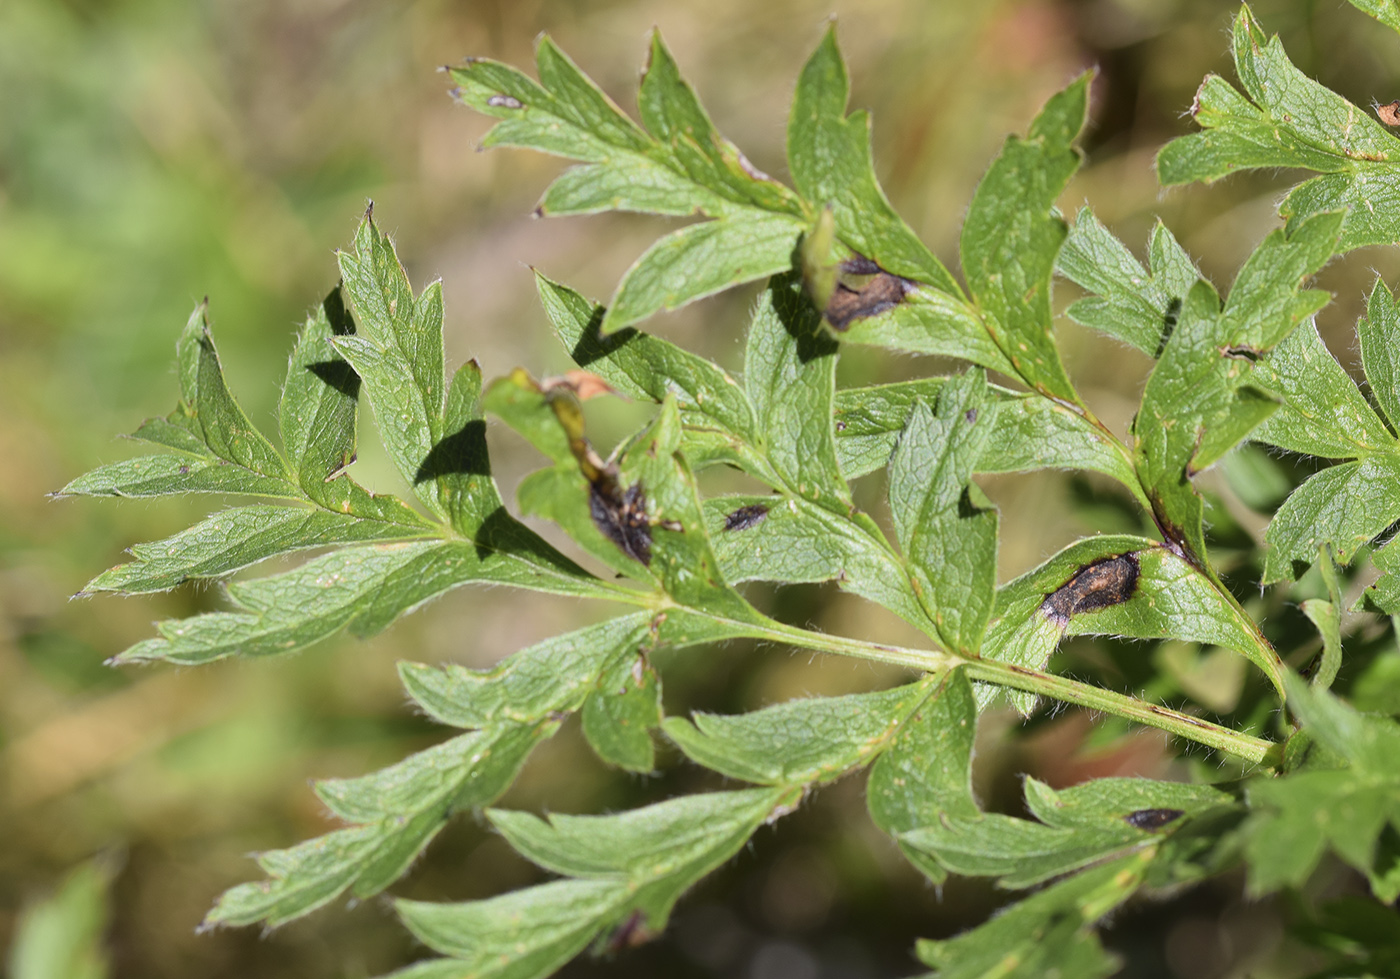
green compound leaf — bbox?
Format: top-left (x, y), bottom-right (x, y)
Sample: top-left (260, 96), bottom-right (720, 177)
top-left (112, 539), bottom-right (613, 666)
top-left (536, 273), bottom-right (759, 461)
top-left (886, 370), bottom-right (997, 654)
top-left (867, 669), bottom-right (981, 884)
top-left (59, 303), bottom-right (298, 501)
top-left (1243, 674), bottom-right (1400, 901)
top-left (1134, 212), bottom-right (1341, 568)
top-left (1157, 5), bottom-right (1400, 253)
top-left (604, 211), bottom-right (805, 333)
top-left (393, 787), bottom-right (795, 978)
top-left (581, 647), bottom-right (663, 773)
top-left (664, 677), bottom-right (938, 786)
top-left (833, 376), bottom-right (1144, 505)
top-left (451, 34), bottom-right (806, 333)
top-left (982, 535), bottom-right (1284, 704)
top-left (786, 25), bottom-right (959, 294)
top-left (1250, 320), bottom-right (1396, 460)
top-left (745, 273), bottom-right (851, 510)
top-left (1257, 280), bottom-right (1400, 583)
top-left (835, 287), bottom-right (1014, 372)
top-left (904, 776), bottom-right (1234, 888)
top-left (960, 72), bottom-right (1090, 404)
top-left (333, 212), bottom-right (453, 517)
top-left (1264, 457), bottom-right (1400, 583)
top-left (1058, 209), bottom-right (1202, 357)
top-left (208, 614), bottom-right (661, 929)
top-left (80, 505), bottom-right (432, 594)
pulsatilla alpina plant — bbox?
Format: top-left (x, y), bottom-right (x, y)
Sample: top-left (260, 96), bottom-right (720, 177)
top-left (63, 3), bottom-right (1400, 976)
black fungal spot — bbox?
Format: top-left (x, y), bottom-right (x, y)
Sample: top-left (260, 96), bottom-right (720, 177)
top-left (1154, 296), bottom-right (1182, 359)
top-left (824, 256), bottom-right (915, 330)
top-left (723, 503), bottom-right (770, 531)
top-left (589, 479), bottom-right (652, 566)
top-left (965, 408), bottom-right (978, 424)
top-left (1040, 552), bottom-right (1141, 624)
top-left (1124, 807), bottom-right (1185, 831)
top-left (1223, 344), bottom-right (1261, 362)
top-left (486, 93), bottom-right (524, 109)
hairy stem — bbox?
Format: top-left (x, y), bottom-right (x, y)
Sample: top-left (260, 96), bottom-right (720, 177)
top-left (754, 619), bottom-right (1280, 769)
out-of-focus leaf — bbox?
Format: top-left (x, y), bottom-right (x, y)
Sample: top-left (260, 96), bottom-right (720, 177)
top-left (8, 859), bottom-right (114, 979)
top-left (1301, 547), bottom-right (1343, 691)
top-left (911, 853), bottom-right (1150, 979)
top-left (1243, 674), bottom-right (1400, 900)
top-left (1347, 0), bottom-right (1400, 34)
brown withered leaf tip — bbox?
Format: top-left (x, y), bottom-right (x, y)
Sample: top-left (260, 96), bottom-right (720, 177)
top-left (723, 503), bottom-right (770, 531)
top-left (1040, 552), bottom-right (1140, 625)
top-left (1124, 807), bottom-right (1184, 831)
top-left (1377, 100), bottom-right (1400, 126)
top-left (540, 370), bottom-right (619, 402)
top-left (589, 478), bottom-right (652, 566)
top-left (824, 256), bottom-right (915, 330)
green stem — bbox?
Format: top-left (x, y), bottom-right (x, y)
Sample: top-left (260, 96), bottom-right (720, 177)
top-left (754, 619), bottom-right (1280, 769)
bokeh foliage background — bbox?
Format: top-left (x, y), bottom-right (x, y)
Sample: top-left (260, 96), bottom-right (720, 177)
top-left (3, 0), bottom-right (1399, 976)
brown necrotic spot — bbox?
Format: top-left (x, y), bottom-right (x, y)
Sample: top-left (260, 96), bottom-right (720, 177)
top-left (590, 479), bottom-right (652, 566)
top-left (824, 257), bottom-right (914, 331)
top-left (1124, 807), bottom-right (1185, 831)
top-left (723, 503), bottom-right (770, 531)
top-left (1377, 99), bottom-right (1400, 126)
top-left (1040, 552), bottom-right (1140, 625)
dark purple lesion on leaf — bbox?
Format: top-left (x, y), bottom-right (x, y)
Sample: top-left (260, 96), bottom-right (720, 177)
top-left (600, 910), bottom-right (654, 954)
top-left (589, 477), bottom-right (653, 566)
top-left (1124, 807), bottom-right (1184, 831)
top-left (1040, 552), bottom-right (1140, 625)
top-left (723, 503), bottom-right (770, 531)
top-left (824, 256), bottom-right (916, 331)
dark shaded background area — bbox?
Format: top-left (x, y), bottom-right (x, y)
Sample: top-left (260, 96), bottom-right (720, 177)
top-left (4, 0), bottom-right (1399, 976)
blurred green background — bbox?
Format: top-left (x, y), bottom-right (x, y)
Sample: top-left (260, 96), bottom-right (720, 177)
top-left (3, 0), bottom-right (1399, 976)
